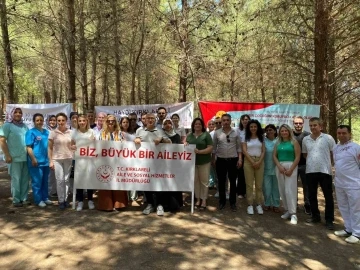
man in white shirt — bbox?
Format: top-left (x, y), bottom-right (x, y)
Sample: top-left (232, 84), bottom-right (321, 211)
top-left (212, 114), bottom-right (242, 212)
top-left (333, 125), bottom-right (360, 244)
top-left (302, 117), bottom-right (336, 230)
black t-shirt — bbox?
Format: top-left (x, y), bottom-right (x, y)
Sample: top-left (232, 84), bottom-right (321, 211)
top-left (293, 130), bottom-right (310, 165)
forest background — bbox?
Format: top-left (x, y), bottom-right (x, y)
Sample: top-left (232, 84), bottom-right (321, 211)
top-left (0, 0), bottom-right (359, 140)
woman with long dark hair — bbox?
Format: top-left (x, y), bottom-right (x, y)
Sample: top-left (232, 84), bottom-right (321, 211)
top-left (242, 119), bottom-right (265, 215)
top-left (236, 114), bottom-right (251, 198)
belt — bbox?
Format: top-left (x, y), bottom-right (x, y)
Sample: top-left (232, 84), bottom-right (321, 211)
top-left (217, 157), bottom-right (238, 160)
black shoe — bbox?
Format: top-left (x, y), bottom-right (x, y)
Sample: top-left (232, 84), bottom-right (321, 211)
top-left (230, 204), bottom-right (237, 212)
top-left (326, 221), bottom-right (334, 230)
top-left (218, 203), bottom-right (225, 210)
top-left (306, 217), bottom-right (321, 224)
top-left (304, 204), bottom-right (311, 215)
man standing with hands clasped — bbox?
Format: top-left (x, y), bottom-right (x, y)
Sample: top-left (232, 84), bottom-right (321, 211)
top-left (333, 125), bottom-right (360, 244)
top-left (292, 116), bottom-right (310, 214)
top-left (302, 117), bottom-right (336, 230)
top-left (134, 113), bottom-right (171, 216)
top-left (212, 114), bottom-right (242, 212)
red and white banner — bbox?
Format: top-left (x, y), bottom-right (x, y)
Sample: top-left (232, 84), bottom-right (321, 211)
top-left (74, 140), bottom-right (195, 191)
top-left (198, 101), bottom-right (320, 131)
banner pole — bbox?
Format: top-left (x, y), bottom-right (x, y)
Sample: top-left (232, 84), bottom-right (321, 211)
top-left (72, 182), bottom-right (76, 210)
top-left (191, 191), bottom-right (194, 214)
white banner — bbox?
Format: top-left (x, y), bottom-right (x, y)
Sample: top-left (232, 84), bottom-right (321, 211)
top-left (5, 103), bottom-right (72, 128)
top-left (74, 140), bottom-right (196, 192)
top-left (95, 102), bottom-right (194, 129)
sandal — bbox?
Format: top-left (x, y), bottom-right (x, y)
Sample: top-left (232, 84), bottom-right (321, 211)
top-left (263, 206), bottom-right (270, 211)
top-left (273, 207), bottom-right (280, 213)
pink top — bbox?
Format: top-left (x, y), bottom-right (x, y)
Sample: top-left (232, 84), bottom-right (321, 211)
top-left (49, 129), bottom-right (73, 160)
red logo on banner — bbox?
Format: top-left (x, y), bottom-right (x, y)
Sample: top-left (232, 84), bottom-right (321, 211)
top-left (96, 165), bottom-right (114, 183)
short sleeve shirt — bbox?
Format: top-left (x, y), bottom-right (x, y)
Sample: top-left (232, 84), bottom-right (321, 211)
top-left (49, 129), bottom-right (73, 160)
top-left (186, 132), bottom-right (213, 165)
top-left (71, 129), bottom-right (95, 143)
top-left (135, 127), bottom-right (168, 142)
top-left (0, 123), bottom-right (28, 162)
top-left (25, 128), bottom-right (49, 166)
top-left (333, 141), bottom-right (360, 189)
top-left (302, 133), bottom-right (335, 175)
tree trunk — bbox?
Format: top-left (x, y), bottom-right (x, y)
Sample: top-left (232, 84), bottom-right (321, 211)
top-left (89, 49), bottom-right (97, 108)
top-left (314, 0), bottom-right (330, 132)
top-left (178, 0), bottom-right (189, 102)
top-left (66, 0), bottom-right (76, 105)
top-left (78, 0), bottom-right (88, 111)
top-left (327, 16), bottom-right (337, 140)
top-left (0, 0), bottom-right (15, 103)
top-left (112, 0), bottom-right (121, 105)
top-left (102, 56), bottom-right (109, 106)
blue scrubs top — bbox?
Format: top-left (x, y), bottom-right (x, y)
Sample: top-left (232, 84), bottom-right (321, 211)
top-left (25, 128), bottom-right (50, 167)
top-left (0, 123), bottom-right (28, 162)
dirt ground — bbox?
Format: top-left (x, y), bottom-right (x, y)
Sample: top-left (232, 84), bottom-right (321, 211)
top-left (0, 171), bottom-right (359, 270)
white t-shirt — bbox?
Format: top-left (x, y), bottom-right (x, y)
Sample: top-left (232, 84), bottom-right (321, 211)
top-left (71, 129), bottom-right (95, 143)
top-left (302, 133), bottom-right (336, 175)
top-left (236, 129), bottom-right (245, 143)
top-left (245, 138), bottom-right (263, 157)
top-left (333, 141), bottom-right (360, 189)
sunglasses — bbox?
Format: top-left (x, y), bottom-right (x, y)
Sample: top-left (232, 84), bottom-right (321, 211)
top-left (294, 122), bottom-right (303, 125)
top-left (107, 120), bottom-right (115, 123)
top-left (226, 135), bottom-right (230, 143)
top-left (215, 122), bottom-right (221, 125)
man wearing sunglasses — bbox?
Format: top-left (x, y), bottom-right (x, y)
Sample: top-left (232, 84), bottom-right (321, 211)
top-left (156, 107), bottom-right (167, 129)
top-left (212, 114), bottom-right (242, 212)
top-left (128, 112), bottom-right (141, 133)
top-left (292, 116), bottom-right (311, 215)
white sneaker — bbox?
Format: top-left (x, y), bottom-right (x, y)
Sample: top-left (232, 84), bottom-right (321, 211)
top-left (44, 199), bottom-right (53, 205)
top-left (256, 205), bottom-right (263, 215)
top-left (290, 215), bottom-right (298, 225)
top-left (214, 192), bottom-right (219, 198)
top-left (88, 200), bottom-right (95, 210)
top-left (345, 235), bottom-right (360, 244)
top-left (76, 201), bottom-right (83, 211)
top-left (157, 205), bottom-right (164, 216)
top-left (38, 201), bottom-right (46, 208)
top-left (281, 211), bottom-right (291, 219)
top-left (143, 204), bottom-right (154, 215)
top-left (247, 205), bottom-right (254, 215)
top-left (334, 230), bottom-right (351, 237)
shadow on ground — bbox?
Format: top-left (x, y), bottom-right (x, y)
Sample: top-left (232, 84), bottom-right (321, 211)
top-left (0, 172), bottom-right (359, 270)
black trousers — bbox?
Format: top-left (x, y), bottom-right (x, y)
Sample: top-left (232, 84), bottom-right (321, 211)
top-left (236, 154), bottom-right (246, 196)
top-left (216, 157), bottom-right (238, 205)
top-left (306, 172), bottom-right (334, 222)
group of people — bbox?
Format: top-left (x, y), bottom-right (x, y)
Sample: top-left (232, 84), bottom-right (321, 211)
top-left (204, 114), bottom-right (359, 244)
top-left (0, 107), bottom-right (359, 244)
